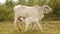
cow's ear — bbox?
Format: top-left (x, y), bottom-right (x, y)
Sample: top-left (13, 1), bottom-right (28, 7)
top-left (43, 5), bottom-right (49, 9)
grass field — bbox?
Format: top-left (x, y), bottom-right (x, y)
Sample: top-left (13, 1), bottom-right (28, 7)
top-left (0, 21), bottom-right (60, 34)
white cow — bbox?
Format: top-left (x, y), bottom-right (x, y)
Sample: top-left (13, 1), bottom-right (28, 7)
top-left (13, 5), bottom-right (52, 31)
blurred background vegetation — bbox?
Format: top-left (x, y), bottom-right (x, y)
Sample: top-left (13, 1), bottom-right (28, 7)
top-left (0, 0), bottom-right (60, 22)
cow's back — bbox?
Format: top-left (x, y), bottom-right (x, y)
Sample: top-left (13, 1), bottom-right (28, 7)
top-left (14, 5), bottom-right (40, 18)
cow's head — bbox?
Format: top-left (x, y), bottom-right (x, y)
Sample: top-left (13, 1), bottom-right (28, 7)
top-left (43, 5), bottom-right (52, 14)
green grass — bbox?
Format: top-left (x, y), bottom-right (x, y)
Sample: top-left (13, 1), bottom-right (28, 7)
top-left (0, 21), bottom-right (60, 34)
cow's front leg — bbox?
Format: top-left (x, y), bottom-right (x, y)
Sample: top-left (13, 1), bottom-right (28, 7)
top-left (36, 21), bottom-right (43, 31)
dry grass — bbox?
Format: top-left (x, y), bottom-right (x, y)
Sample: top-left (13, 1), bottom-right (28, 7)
top-left (0, 21), bottom-right (60, 34)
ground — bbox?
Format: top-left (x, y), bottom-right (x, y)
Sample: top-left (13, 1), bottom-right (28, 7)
top-left (0, 21), bottom-right (60, 34)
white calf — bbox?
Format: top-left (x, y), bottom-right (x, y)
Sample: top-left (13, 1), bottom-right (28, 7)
top-left (23, 16), bottom-right (43, 31)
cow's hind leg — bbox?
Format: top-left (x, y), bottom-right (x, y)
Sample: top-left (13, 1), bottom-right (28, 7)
top-left (17, 20), bottom-right (21, 31)
top-left (14, 17), bottom-right (18, 31)
top-left (14, 17), bottom-right (21, 31)
top-left (17, 17), bottom-right (22, 31)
